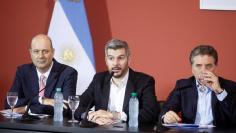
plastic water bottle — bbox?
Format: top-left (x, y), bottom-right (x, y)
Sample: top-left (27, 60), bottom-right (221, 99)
top-left (129, 92), bottom-right (139, 128)
top-left (54, 88), bottom-right (63, 122)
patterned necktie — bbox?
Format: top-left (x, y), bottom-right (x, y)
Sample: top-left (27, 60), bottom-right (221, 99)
top-left (39, 75), bottom-right (46, 97)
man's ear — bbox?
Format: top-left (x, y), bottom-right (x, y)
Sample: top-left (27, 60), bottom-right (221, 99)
top-left (52, 48), bottom-right (55, 55)
top-left (105, 56), bottom-right (108, 66)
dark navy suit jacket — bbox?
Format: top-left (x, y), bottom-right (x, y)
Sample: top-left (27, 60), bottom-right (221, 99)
top-left (5, 59), bottom-right (77, 115)
top-left (75, 68), bottom-right (159, 123)
top-left (161, 76), bottom-right (236, 127)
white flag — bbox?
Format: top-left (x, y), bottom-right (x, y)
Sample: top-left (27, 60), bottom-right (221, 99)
top-left (48, 0), bottom-right (96, 95)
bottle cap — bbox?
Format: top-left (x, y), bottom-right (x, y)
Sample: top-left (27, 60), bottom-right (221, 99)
top-left (131, 92), bottom-right (137, 97)
top-left (56, 88), bottom-right (61, 92)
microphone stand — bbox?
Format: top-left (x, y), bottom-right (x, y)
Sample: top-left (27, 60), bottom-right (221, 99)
top-left (21, 87), bottom-right (46, 121)
top-left (79, 100), bottom-right (99, 128)
top-left (21, 98), bottom-right (40, 121)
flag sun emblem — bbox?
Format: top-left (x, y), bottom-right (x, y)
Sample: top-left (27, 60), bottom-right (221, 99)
top-left (62, 49), bottom-right (75, 62)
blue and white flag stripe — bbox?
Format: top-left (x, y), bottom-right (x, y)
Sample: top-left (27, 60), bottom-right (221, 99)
top-left (48, 0), bottom-right (96, 95)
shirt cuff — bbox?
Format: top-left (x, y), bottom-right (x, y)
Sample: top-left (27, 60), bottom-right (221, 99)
top-left (24, 105), bottom-right (32, 114)
top-left (161, 115), bottom-right (165, 123)
top-left (216, 89), bottom-right (228, 101)
top-left (38, 96), bottom-right (43, 104)
top-left (120, 111), bottom-right (127, 121)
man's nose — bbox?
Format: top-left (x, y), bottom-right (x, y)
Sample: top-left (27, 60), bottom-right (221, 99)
top-left (201, 66), bottom-right (207, 72)
top-left (38, 51), bottom-right (45, 58)
top-left (112, 58), bottom-right (119, 65)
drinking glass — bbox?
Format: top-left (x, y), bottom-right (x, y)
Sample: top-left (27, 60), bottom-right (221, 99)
top-left (7, 92), bottom-right (18, 118)
top-left (68, 95), bottom-right (80, 123)
top-left (197, 73), bottom-right (207, 92)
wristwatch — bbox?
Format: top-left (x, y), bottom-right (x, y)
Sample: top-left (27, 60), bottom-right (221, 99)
top-left (41, 96), bottom-right (45, 104)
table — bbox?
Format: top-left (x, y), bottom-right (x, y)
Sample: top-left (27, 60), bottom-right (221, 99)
top-left (0, 114), bottom-right (156, 133)
top-left (0, 115), bottom-right (235, 133)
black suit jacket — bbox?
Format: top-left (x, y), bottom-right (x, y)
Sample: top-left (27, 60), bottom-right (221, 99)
top-left (5, 59), bottom-right (78, 115)
top-left (76, 68), bottom-right (159, 123)
top-left (161, 76), bottom-right (236, 127)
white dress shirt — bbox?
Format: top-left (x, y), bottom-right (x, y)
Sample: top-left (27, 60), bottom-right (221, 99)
top-left (108, 70), bottom-right (129, 121)
top-left (195, 80), bottom-right (227, 125)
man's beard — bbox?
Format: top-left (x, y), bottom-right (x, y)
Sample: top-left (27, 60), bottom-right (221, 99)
top-left (112, 68), bottom-right (128, 78)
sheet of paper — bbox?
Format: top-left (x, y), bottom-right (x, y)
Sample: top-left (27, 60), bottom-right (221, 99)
top-left (0, 109), bottom-right (50, 119)
top-left (0, 109), bottom-right (22, 118)
top-left (163, 123), bottom-right (215, 128)
top-left (29, 112), bottom-right (50, 119)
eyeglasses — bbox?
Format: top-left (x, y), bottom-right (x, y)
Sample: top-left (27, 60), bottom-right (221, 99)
top-left (30, 49), bottom-right (51, 55)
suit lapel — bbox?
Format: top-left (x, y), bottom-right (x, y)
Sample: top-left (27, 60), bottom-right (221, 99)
top-left (44, 61), bottom-right (60, 97)
top-left (122, 80), bottom-right (134, 112)
top-left (211, 91), bottom-right (218, 121)
top-left (101, 73), bottom-right (111, 110)
top-left (122, 69), bottom-right (135, 112)
top-left (183, 76), bottom-right (198, 121)
top-left (191, 80), bottom-right (198, 120)
top-left (29, 65), bottom-right (39, 96)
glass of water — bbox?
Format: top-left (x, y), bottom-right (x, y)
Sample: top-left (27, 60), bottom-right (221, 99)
top-left (197, 73), bottom-right (207, 92)
top-left (68, 95), bottom-right (80, 123)
top-left (7, 92), bottom-right (18, 118)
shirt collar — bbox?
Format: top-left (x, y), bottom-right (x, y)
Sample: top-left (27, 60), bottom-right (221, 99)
top-left (111, 69), bottom-right (129, 88)
top-left (195, 79), bottom-right (211, 93)
top-left (36, 62), bottom-right (54, 80)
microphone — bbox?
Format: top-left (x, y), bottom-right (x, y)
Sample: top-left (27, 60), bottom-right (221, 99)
top-left (21, 65), bottom-right (66, 121)
top-left (21, 88), bottom-right (45, 121)
top-left (107, 71), bottom-right (114, 83)
top-left (79, 100), bottom-right (98, 128)
top-left (79, 71), bottom-right (114, 128)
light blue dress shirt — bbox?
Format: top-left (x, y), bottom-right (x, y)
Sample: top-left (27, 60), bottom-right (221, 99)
top-left (194, 80), bottom-right (227, 125)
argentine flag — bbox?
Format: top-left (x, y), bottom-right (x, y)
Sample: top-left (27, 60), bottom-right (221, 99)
top-left (48, 0), bottom-right (95, 95)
